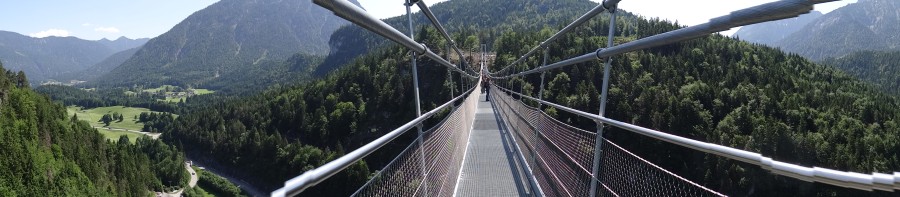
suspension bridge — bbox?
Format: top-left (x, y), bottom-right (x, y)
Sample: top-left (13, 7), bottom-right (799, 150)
top-left (273, 0), bottom-right (900, 196)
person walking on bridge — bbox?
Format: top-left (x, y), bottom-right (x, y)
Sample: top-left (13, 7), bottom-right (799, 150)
top-left (483, 76), bottom-right (490, 101)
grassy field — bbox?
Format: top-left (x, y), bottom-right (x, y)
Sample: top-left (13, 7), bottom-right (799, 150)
top-left (142, 85), bottom-right (215, 103)
top-left (68, 106), bottom-right (152, 131)
top-left (97, 128), bottom-right (144, 143)
top-left (142, 85), bottom-right (178, 93)
top-left (67, 106), bottom-right (175, 142)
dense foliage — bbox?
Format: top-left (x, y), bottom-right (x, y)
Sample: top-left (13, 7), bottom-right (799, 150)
top-left (195, 169), bottom-right (246, 197)
top-left (490, 10), bottom-right (900, 196)
top-left (317, 0), bottom-right (597, 76)
top-left (160, 27), bottom-right (471, 195)
top-left (34, 85), bottom-right (178, 112)
top-left (0, 61), bottom-right (187, 196)
top-left (821, 50), bottom-right (900, 95)
top-left (53, 47), bottom-right (142, 82)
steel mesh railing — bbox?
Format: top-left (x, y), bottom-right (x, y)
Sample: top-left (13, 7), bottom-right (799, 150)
top-left (492, 86), bottom-right (724, 197)
top-left (352, 89), bottom-right (479, 197)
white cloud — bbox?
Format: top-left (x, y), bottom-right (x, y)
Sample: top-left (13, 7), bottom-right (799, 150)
top-left (29, 29), bottom-right (70, 38)
top-left (94, 27), bottom-right (120, 33)
top-left (82, 23), bottom-right (93, 27)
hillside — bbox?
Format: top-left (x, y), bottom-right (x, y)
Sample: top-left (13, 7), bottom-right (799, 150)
top-left (0, 31), bottom-right (140, 82)
top-left (315, 0), bottom-right (599, 76)
top-left (821, 50), bottom-right (900, 95)
top-left (733, 11), bottom-right (822, 46)
top-left (776, 0), bottom-right (900, 60)
top-left (0, 61), bottom-right (187, 196)
top-left (53, 47), bottom-right (141, 82)
top-left (490, 8), bottom-right (900, 196)
top-left (91, 0), bottom-right (359, 88)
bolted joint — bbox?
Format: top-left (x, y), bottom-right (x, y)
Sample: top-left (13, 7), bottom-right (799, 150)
top-left (602, 0), bottom-right (620, 12)
top-left (594, 48), bottom-right (606, 60)
top-left (404, 0), bottom-right (421, 6)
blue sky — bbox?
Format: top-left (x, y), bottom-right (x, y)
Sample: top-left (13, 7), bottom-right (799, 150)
top-left (0, 0), bottom-right (856, 40)
top-left (0, 0), bottom-right (218, 40)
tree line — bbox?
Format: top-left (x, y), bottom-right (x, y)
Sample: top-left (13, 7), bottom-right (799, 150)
top-left (0, 61), bottom-right (189, 196)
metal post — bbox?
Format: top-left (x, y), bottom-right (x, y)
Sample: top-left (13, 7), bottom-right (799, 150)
top-left (589, 9), bottom-right (616, 197)
top-left (406, 1), bottom-right (428, 195)
top-left (538, 48), bottom-right (548, 108)
top-left (448, 43), bottom-right (454, 98)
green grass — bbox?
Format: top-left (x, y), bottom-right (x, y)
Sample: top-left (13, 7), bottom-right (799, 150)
top-left (193, 89), bottom-right (214, 95)
top-left (67, 106), bottom-right (177, 142)
top-left (96, 128), bottom-right (144, 143)
top-left (142, 85), bottom-right (177, 93)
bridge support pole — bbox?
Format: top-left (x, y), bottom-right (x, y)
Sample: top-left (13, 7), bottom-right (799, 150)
top-left (448, 43), bottom-right (454, 99)
top-left (589, 8), bottom-right (617, 197)
top-left (405, 1), bottom-right (429, 196)
top-left (538, 48), bottom-right (548, 109)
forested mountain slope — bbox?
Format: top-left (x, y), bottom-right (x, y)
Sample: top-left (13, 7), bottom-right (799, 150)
top-left (821, 50), bottom-right (900, 95)
top-left (53, 47), bottom-right (141, 82)
top-left (315, 0), bottom-right (599, 76)
top-left (0, 61), bottom-right (187, 196)
top-left (92, 0), bottom-right (359, 88)
top-left (776, 0), bottom-right (900, 60)
top-left (491, 9), bottom-right (900, 196)
top-left (0, 31), bottom-right (134, 82)
top-left (733, 11), bottom-right (821, 46)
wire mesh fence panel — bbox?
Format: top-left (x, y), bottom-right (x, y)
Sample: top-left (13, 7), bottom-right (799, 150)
top-left (598, 139), bottom-right (725, 197)
top-left (493, 87), bottom-right (725, 197)
top-left (352, 92), bottom-right (479, 197)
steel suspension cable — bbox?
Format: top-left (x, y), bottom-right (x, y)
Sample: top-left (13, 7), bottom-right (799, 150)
top-left (272, 86), bottom-right (477, 197)
top-left (494, 85), bottom-right (900, 192)
top-left (314, 0), bottom-right (477, 79)
top-left (491, 0), bottom-right (622, 75)
top-left (494, 0), bottom-right (837, 79)
top-left (413, 0), bottom-right (473, 73)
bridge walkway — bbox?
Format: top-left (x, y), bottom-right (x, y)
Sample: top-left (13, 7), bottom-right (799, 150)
top-left (455, 93), bottom-right (532, 197)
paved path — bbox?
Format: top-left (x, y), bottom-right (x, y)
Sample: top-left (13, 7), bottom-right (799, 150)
top-left (455, 93), bottom-right (531, 196)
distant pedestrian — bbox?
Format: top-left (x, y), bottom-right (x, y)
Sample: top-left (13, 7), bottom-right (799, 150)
top-left (484, 77), bottom-right (490, 101)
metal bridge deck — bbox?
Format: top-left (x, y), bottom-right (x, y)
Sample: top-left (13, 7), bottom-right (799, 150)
top-left (455, 93), bottom-right (531, 196)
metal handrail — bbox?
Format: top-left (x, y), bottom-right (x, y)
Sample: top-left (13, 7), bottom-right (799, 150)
top-left (491, 0), bottom-right (622, 75)
top-left (493, 0), bottom-right (836, 79)
top-left (414, 0), bottom-right (473, 74)
top-left (494, 85), bottom-right (900, 192)
top-left (272, 86), bottom-right (477, 197)
top-left (314, 0), bottom-right (477, 79)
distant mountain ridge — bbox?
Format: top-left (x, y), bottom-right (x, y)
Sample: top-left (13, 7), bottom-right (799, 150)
top-left (91, 0), bottom-right (359, 88)
top-left (776, 0), bottom-right (899, 60)
top-left (0, 31), bottom-right (147, 82)
top-left (96, 36), bottom-right (150, 52)
top-left (733, 11), bottom-right (822, 46)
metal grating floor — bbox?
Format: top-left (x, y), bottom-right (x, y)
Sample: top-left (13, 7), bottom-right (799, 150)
top-left (455, 94), bottom-right (531, 197)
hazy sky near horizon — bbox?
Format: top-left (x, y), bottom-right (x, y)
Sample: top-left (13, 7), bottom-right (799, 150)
top-left (0, 0), bottom-right (219, 40)
top-left (0, 0), bottom-right (857, 40)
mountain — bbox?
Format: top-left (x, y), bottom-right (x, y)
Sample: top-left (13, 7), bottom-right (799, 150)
top-left (96, 36), bottom-right (149, 52)
top-left (776, 0), bottom-right (900, 60)
top-left (0, 61), bottom-right (188, 196)
top-left (821, 50), bottom-right (900, 95)
top-left (315, 0), bottom-right (603, 76)
top-left (91, 0), bottom-right (358, 88)
top-left (51, 47), bottom-right (142, 82)
top-left (152, 0), bottom-right (900, 196)
top-left (733, 11), bottom-right (822, 46)
top-left (0, 31), bottom-right (119, 82)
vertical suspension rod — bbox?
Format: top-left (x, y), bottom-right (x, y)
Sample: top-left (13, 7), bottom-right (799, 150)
top-left (589, 9), bottom-right (617, 197)
top-left (406, 1), bottom-right (429, 196)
